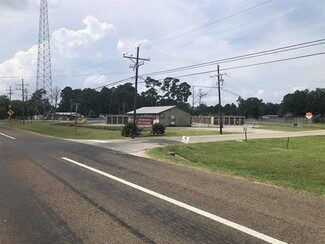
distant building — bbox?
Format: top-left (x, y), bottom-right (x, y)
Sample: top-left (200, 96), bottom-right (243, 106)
top-left (192, 115), bottom-right (245, 126)
top-left (52, 112), bottom-right (82, 121)
top-left (127, 106), bottom-right (191, 127)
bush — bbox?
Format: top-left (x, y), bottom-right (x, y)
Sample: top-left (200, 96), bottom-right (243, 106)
top-left (121, 122), bottom-right (139, 137)
top-left (152, 123), bottom-right (166, 135)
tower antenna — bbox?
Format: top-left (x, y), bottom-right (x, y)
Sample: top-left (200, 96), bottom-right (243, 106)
top-left (36, 0), bottom-right (53, 118)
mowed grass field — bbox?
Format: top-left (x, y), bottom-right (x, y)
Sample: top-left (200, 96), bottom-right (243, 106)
top-left (1, 120), bottom-right (122, 139)
top-left (147, 136), bottom-right (325, 195)
top-left (0, 120), bottom-right (219, 139)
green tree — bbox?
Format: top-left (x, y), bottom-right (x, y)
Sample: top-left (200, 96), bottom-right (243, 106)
top-left (98, 87), bottom-right (112, 114)
top-left (160, 77), bottom-right (192, 105)
top-left (143, 77), bottom-right (161, 106)
top-left (29, 89), bottom-right (52, 116)
top-left (110, 83), bottom-right (134, 114)
top-left (281, 89), bottom-right (309, 116)
top-left (307, 88), bottom-right (325, 116)
top-left (81, 88), bottom-right (100, 116)
top-left (223, 103), bottom-right (238, 115)
top-left (237, 97), bottom-right (264, 118)
top-left (0, 95), bottom-right (10, 119)
top-left (58, 86), bottom-right (74, 112)
top-left (261, 102), bottom-right (280, 116)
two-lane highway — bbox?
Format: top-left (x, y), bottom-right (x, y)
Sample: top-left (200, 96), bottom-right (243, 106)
top-left (1, 126), bottom-right (324, 243)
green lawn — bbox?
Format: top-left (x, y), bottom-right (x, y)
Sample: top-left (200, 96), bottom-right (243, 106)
top-left (0, 120), bottom-right (219, 139)
top-left (147, 136), bottom-right (325, 195)
top-left (255, 122), bottom-right (325, 131)
top-left (164, 127), bottom-right (221, 137)
top-left (1, 120), bottom-right (122, 139)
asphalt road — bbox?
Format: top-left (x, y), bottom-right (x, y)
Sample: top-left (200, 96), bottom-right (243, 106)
top-left (1, 126), bottom-right (325, 243)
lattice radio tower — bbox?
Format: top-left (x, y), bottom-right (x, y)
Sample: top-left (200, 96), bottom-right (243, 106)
top-left (36, 0), bottom-right (53, 112)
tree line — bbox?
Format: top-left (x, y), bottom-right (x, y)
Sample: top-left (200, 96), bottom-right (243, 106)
top-left (0, 76), bottom-right (324, 121)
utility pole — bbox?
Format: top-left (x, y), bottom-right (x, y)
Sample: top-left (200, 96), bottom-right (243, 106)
top-left (123, 46), bottom-right (150, 138)
top-left (72, 103), bottom-right (80, 139)
top-left (16, 79), bottom-right (29, 124)
top-left (217, 65), bottom-right (222, 135)
top-left (6, 86), bottom-right (13, 101)
top-left (210, 65), bottom-right (225, 135)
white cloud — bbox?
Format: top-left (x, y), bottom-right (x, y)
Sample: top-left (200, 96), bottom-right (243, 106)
top-left (117, 39), bottom-right (151, 55)
top-left (1, 0), bottom-right (324, 105)
top-left (83, 74), bottom-right (108, 88)
top-left (0, 45), bottom-right (38, 98)
top-left (52, 15), bottom-right (115, 57)
top-left (0, 0), bottom-right (29, 10)
top-left (254, 89), bottom-right (264, 99)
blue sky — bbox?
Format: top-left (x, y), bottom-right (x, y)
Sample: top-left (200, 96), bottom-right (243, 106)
top-left (0, 0), bottom-right (324, 105)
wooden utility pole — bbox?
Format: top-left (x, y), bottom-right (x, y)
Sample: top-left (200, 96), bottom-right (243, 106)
top-left (217, 65), bottom-right (223, 135)
top-left (6, 86), bottom-right (13, 101)
top-left (210, 65), bottom-right (225, 135)
top-left (123, 46), bottom-right (150, 138)
top-left (16, 79), bottom-right (28, 124)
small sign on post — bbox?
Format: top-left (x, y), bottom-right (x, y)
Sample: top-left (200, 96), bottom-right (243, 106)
top-left (243, 124), bottom-right (248, 142)
top-left (305, 112), bottom-right (313, 124)
top-left (305, 112), bottom-right (313, 119)
top-left (181, 136), bottom-right (190, 144)
top-left (7, 110), bottom-right (14, 117)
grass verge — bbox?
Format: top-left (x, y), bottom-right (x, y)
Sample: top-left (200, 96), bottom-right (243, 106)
top-left (0, 120), bottom-right (220, 139)
top-left (255, 122), bottom-right (325, 131)
top-left (147, 136), bottom-right (325, 196)
top-left (1, 120), bottom-right (122, 139)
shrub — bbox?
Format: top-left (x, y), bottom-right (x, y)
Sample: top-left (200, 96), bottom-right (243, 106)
top-left (152, 123), bottom-right (166, 135)
top-left (121, 122), bottom-right (139, 137)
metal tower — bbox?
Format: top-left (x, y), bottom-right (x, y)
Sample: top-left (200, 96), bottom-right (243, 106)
top-left (36, 0), bottom-right (53, 107)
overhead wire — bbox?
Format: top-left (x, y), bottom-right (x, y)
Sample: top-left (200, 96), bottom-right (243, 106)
top-left (172, 51), bottom-right (325, 78)
top-left (141, 39), bottom-right (325, 77)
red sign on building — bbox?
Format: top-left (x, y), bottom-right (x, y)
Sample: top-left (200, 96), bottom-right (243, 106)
top-left (136, 118), bottom-right (153, 127)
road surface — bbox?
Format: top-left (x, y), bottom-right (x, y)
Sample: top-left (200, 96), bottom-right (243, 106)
top-left (1, 126), bottom-right (324, 243)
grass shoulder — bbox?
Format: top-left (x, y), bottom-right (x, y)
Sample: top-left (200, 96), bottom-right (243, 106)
top-left (147, 136), bottom-right (325, 196)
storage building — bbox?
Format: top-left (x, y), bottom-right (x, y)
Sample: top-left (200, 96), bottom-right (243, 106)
top-left (127, 106), bottom-right (191, 127)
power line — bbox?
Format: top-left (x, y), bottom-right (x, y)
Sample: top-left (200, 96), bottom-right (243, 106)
top-left (173, 51), bottom-right (325, 78)
top-left (142, 39), bottom-right (325, 77)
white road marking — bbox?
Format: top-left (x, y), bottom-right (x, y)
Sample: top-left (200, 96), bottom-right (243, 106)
top-left (61, 156), bottom-right (287, 244)
top-left (0, 132), bottom-right (16, 140)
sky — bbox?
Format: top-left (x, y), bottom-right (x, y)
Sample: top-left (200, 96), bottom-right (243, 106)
top-left (0, 0), bottom-right (324, 106)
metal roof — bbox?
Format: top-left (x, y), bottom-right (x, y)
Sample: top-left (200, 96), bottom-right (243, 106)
top-left (127, 106), bottom-right (176, 115)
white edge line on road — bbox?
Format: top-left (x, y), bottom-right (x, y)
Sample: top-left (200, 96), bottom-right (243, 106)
top-left (0, 132), bottom-right (16, 140)
top-left (61, 156), bottom-right (287, 244)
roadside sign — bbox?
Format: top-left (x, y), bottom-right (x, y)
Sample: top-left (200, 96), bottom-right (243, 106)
top-left (7, 110), bottom-right (14, 117)
top-left (136, 118), bottom-right (153, 127)
top-left (305, 112), bottom-right (313, 119)
top-left (181, 136), bottom-right (190, 144)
